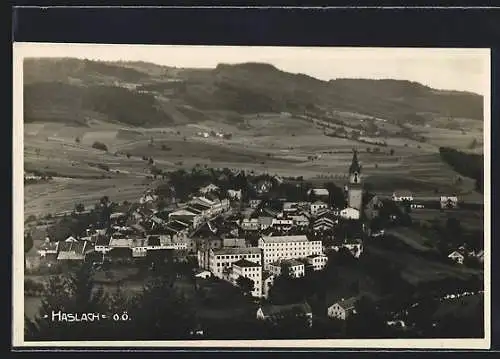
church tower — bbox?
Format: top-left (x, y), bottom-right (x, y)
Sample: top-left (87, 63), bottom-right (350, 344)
top-left (347, 150), bottom-right (363, 211)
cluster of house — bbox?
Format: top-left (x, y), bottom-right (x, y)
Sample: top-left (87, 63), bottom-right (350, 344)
top-left (196, 130), bottom-right (232, 139)
top-left (447, 244), bottom-right (484, 265)
top-left (391, 191), bottom-right (460, 210)
top-left (255, 295), bottom-right (361, 327)
top-left (25, 185), bottom-right (234, 270)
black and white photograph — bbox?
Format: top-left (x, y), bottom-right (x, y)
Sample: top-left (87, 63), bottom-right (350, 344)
top-left (13, 43), bottom-right (490, 348)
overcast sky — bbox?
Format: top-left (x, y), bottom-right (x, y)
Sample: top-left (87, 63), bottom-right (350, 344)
top-left (15, 43), bottom-right (489, 95)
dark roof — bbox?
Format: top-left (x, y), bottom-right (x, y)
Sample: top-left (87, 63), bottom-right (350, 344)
top-left (331, 297), bottom-right (358, 311)
top-left (186, 206), bottom-right (203, 214)
top-left (96, 235), bottom-right (111, 246)
top-left (167, 221), bottom-right (190, 231)
top-left (57, 240), bottom-right (87, 254)
top-left (260, 302), bottom-right (312, 317)
top-left (262, 270), bottom-right (274, 281)
top-left (147, 235), bottom-right (161, 246)
top-left (349, 150), bottom-right (361, 174)
top-left (190, 202), bottom-right (211, 211)
top-left (233, 259), bottom-right (260, 268)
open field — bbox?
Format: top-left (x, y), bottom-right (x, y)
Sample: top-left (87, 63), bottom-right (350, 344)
top-left (24, 177), bottom-right (153, 218)
top-left (408, 208), bottom-right (483, 231)
top-left (367, 246), bottom-right (482, 286)
top-left (385, 227), bottom-right (437, 253)
top-left (23, 114), bottom-right (483, 218)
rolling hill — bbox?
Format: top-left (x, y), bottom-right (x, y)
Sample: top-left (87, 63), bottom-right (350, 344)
top-left (23, 58), bottom-right (484, 127)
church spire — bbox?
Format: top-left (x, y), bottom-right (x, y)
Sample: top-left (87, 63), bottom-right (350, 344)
top-left (349, 149), bottom-right (361, 174)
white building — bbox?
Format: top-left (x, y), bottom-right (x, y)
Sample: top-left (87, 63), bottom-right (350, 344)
top-left (258, 235), bottom-right (323, 269)
top-left (37, 239), bottom-right (59, 257)
top-left (310, 201), bottom-right (329, 215)
top-left (249, 199), bottom-right (262, 209)
top-left (191, 196), bottom-right (231, 217)
top-left (268, 259), bottom-right (305, 278)
top-left (130, 238), bottom-right (148, 258)
top-left (240, 218), bottom-right (260, 231)
top-left (139, 190), bottom-right (158, 204)
top-left (208, 247), bottom-right (262, 278)
top-left (258, 216), bottom-right (274, 230)
top-left (227, 189), bottom-right (242, 201)
top-left (271, 218), bottom-right (294, 231)
top-left (448, 250), bottom-right (465, 264)
top-left (290, 215), bottom-right (310, 228)
top-left (231, 259), bottom-right (263, 297)
top-left (327, 297), bottom-right (358, 320)
top-left (440, 196), bottom-right (459, 209)
top-left (332, 238), bottom-right (364, 259)
top-left (199, 184), bottom-right (220, 195)
top-left (308, 188), bottom-right (330, 198)
top-left (168, 209), bottom-right (203, 228)
top-left (194, 270), bottom-right (212, 279)
top-left (392, 191), bottom-right (414, 202)
top-left (340, 207), bottom-right (360, 220)
top-left (305, 254), bottom-right (328, 271)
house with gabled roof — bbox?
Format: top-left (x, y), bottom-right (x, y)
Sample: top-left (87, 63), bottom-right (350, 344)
top-left (257, 302), bottom-right (313, 327)
top-left (392, 190), bottom-right (413, 203)
top-left (327, 296), bottom-right (358, 320)
top-left (37, 238), bottom-right (59, 258)
top-left (199, 183), bottom-right (220, 195)
top-left (95, 235), bottom-right (112, 253)
top-left (308, 188), bottom-right (330, 199)
top-left (57, 240), bottom-right (92, 261)
top-left (448, 250), bottom-right (465, 264)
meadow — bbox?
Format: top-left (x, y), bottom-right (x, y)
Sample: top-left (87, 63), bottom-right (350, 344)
top-left (23, 110), bottom-right (483, 219)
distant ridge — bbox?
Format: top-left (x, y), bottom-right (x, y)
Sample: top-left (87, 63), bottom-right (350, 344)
top-left (23, 58), bottom-right (484, 127)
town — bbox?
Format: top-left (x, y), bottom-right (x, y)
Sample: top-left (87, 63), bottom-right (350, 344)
top-left (24, 150), bottom-right (484, 340)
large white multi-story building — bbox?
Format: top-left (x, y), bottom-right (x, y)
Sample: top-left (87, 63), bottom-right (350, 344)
top-left (258, 235), bottom-right (323, 269)
top-left (230, 259), bottom-right (263, 297)
top-left (207, 247), bottom-right (262, 278)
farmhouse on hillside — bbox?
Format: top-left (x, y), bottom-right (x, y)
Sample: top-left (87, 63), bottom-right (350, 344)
top-left (392, 190), bottom-right (414, 202)
top-left (256, 302), bottom-right (313, 327)
top-left (327, 297), bottom-right (358, 320)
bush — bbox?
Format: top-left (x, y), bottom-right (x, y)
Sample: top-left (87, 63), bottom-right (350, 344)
top-left (92, 141), bottom-right (108, 151)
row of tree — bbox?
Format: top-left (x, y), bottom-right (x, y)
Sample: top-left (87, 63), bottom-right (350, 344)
top-left (438, 147), bottom-right (483, 193)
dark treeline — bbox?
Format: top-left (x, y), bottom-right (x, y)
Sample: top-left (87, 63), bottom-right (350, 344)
top-left (438, 147), bottom-right (483, 193)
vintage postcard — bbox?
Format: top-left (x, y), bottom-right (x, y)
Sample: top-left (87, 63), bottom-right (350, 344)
top-left (12, 43), bottom-right (491, 349)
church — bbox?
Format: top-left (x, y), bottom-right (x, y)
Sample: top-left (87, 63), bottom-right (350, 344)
top-left (346, 150), bottom-right (363, 212)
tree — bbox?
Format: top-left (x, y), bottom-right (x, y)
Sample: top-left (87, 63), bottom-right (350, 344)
top-left (126, 152), bottom-right (131, 159)
top-left (236, 276), bottom-right (255, 296)
top-left (324, 182), bottom-right (346, 209)
top-left (389, 148), bottom-right (395, 156)
top-left (74, 203), bottom-right (85, 213)
top-left (92, 141), bottom-right (108, 152)
top-left (346, 296), bottom-right (388, 338)
top-left (130, 274), bottom-right (196, 340)
top-left (25, 263), bottom-right (109, 341)
top-left (24, 232), bottom-right (34, 253)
